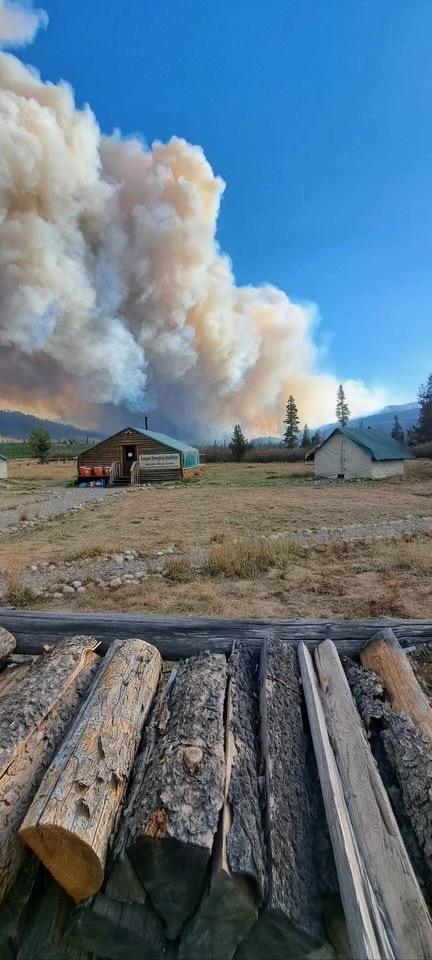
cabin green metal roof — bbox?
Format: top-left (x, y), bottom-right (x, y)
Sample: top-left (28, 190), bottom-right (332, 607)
top-left (308, 427), bottom-right (413, 461)
top-left (135, 429), bottom-right (199, 454)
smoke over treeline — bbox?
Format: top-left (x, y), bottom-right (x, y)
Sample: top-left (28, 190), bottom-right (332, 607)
top-left (0, 3), bottom-right (385, 437)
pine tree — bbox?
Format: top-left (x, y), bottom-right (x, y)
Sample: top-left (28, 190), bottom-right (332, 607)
top-left (301, 424), bottom-right (311, 448)
top-left (391, 415), bottom-right (404, 444)
top-left (229, 424), bottom-right (249, 461)
top-left (416, 374), bottom-right (432, 443)
top-left (336, 384), bottom-right (350, 426)
top-left (283, 396), bottom-right (300, 448)
top-left (310, 430), bottom-right (321, 447)
top-left (28, 427), bottom-right (51, 464)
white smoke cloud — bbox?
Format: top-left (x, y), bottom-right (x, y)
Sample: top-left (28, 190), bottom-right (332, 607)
top-left (0, 1), bottom-right (47, 47)
top-left (0, 45), bottom-right (386, 437)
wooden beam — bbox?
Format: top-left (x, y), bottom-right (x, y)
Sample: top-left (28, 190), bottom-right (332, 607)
top-left (298, 642), bottom-right (388, 960)
top-left (2, 609), bottom-right (432, 658)
top-left (361, 628), bottom-right (432, 745)
top-left (315, 639), bottom-right (432, 960)
top-left (0, 629), bottom-right (15, 667)
top-left (20, 639), bottom-right (161, 902)
top-left (127, 654), bottom-right (227, 940)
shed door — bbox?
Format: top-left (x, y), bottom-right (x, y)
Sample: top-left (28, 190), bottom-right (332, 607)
top-left (122, 444), bottom-right (137, 476)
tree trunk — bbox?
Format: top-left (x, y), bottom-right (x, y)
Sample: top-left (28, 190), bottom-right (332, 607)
top-left (178, 645), bottom-right (266, 960)
top-left (20, 639), bottom-right (161, 903)
top-left (0, 629), bottom-right (15, 667)
top-left (0, 640), bottom-right (100, 902)
top-left (127, 653), bottom-right (227, 939)
top-left (361, 628), bottom-right (432, 746)
top-left (239, 639), bottom-right (323, 959)
top-left (64, 892), bottom-right (166, 960)
top-left (316, 639), bottom-right (432, 960)
top-left (344, 656), bottom-right (432, 882)
top-left (408, 643), bottom-right (432, 701)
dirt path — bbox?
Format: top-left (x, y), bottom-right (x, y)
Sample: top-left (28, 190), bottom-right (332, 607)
top-left (274, 515), bottom-right (432, 546)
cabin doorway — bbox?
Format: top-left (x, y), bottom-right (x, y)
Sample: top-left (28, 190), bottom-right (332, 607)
top-left (121, 444), bottom-right (137, 477)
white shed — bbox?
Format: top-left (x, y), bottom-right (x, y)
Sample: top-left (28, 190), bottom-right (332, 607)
top-left (306, 427), bottom-right (413, 480)
top-left (0, 456), bottom-right (7, 480)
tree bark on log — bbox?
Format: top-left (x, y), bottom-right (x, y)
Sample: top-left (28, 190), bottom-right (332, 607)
top-left (178, 645), bottom-right (266, 960)
top-left (127, 653), bottom-right (227, 939)
top-left (316, 639), bottom-right (432, 960)
top-left (361, 628), bottom-right (432, 746)
top-left (0, 635), bottom-right (99, 777)
top-left (0, 653), bottom-right (99, 903)
top-left (344, 656), bottom-right (432, 881)
top-left (238, 639), bottom-right (323, 959)
top-left (64, 892), bottom-right (166, 960)
top-left (20, 638), bottom-right (161, 902)
top-left (0, 662), bottom-right (32, 699)
top-left (408, 643), bottom-right (432, 701)
top-left (0, 628), bottom-right (15, 667)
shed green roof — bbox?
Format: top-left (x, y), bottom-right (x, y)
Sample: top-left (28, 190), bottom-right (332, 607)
top-left (135, 429), bottom-right (198, 454)
top-left (308, 427), bottom-right (413, 461)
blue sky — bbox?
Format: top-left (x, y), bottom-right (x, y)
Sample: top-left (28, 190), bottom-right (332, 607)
top-left (28, 0), bottom-right (432, 403)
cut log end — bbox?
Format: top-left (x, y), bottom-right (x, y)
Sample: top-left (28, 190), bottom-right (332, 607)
top-left (19, 824), bottom-right (103, 902)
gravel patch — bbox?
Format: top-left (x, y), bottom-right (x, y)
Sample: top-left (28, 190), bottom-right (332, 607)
top-left (0, 485), bottom-right (125, 535)
top-left (270, 515), bottom-right (432, 546)
top-left (12, 546), bottom-right (178, 599)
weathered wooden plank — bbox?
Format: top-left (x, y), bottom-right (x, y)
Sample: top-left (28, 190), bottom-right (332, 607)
top-left (20, 639), bottom-right (161, 902)
top-left (127, 653), bottom-right (227, 939)
top-left (239, 638), bottom-right (323, 959)
top-left (0, 652), bottom-right (100, 903)
top-left (344, 656), bottom-right (432, 880)
top-left (361, 627), bottom-right (432, 745)
top-left (315, 639), bottom-right (432, 960)
top-left (64, 892), bottom-right (166, 960)
top-left (3, 609), bottom-right (432, 658)
top-left (298, 643), bottom-right (388, 960)
top-left (178, 645), bottom-right (265, 960)
top-left (0, 628), bottom-right (15, 666)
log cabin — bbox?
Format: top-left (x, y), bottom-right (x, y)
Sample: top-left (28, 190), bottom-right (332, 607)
top-left (77, 427), bottom-right (200, 485)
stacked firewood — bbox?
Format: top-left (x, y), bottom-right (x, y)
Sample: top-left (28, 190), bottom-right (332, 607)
top-left (1, 626), bottom-right (432, 959)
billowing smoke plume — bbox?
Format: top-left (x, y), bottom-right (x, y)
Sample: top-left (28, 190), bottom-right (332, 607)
top-left (0, 7), bottom-right (386, 437)
top-left (0, 0), bottom-right (47, 47)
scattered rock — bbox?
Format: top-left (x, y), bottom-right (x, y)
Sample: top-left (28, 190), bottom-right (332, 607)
top-left (71, 580), bottom-right (82, 589)
top-left (109, 577), bottom-right (122, 588)
top-left (62, 585), bottom-right (75, 595)
top-left (77, 586), bottom-right (86, 594)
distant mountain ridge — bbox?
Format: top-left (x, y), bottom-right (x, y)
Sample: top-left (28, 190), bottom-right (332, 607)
top-left (0, 409), bottom-right (103, 442)
top-left (320, 401), bottom-right (419, 437)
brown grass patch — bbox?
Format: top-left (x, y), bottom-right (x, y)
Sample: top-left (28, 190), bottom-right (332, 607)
top-left (201, 538), bottom-right (305, 579)
top-left (4, 578), bottom-right (39, 608)
top-left (164, 555), bottom-right (194, 583)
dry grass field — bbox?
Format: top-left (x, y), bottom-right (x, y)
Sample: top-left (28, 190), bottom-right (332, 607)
top-left (0, 457), bottom-right (431, 619)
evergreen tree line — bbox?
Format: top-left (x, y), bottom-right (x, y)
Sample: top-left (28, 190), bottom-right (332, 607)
top-left (229, 374), bottom-right (432, 461)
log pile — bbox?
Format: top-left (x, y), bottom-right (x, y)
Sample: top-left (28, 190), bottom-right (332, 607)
top-left (1, 625), bottom-right (432, 958)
